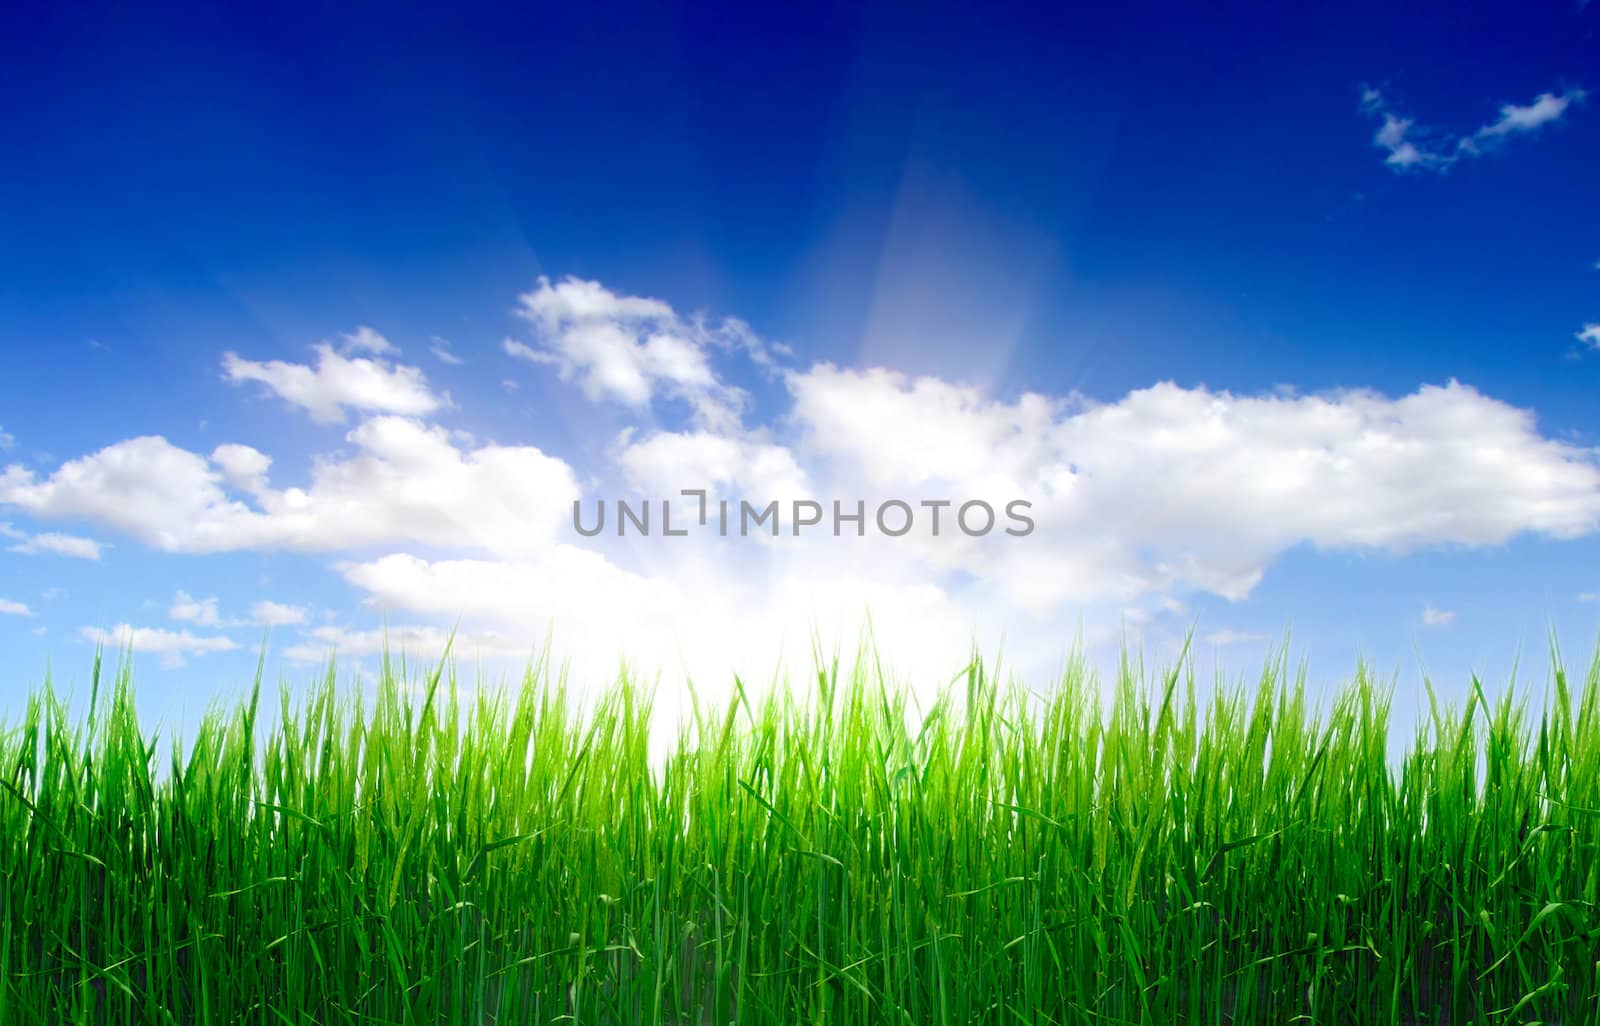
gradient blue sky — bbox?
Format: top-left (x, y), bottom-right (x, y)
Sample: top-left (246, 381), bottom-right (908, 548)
top-left (2, 0), bottom-right (1598, 724)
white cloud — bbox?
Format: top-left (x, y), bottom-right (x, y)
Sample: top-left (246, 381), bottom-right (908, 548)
top-left (614, 430), bottom-right (810, 501)
top-left (16, 276), bottom-right (1600, 700)
top-left (1578, 592), bottom-right (1597, 602)
top-left (0, 426), bottom-right (13, 450)
top-left (0, 522), bottom-right (101, 559)
top-left (12, 532), bottom-right (102, 559)
top-left (1578, 324), bottom-right (1600, 351)
top-left (0, 417), bottom-right (579, 556)
top-left (0, 598), bottom-right (33, 617)
top-left (790, 366), bottom-right (1057, 489)
top-left (333, 353), bottom-right (1600, 699)
top-left (79, 624), bottom-right (237, 668)
top-left (1361, 86), bottom-right (1585, 173)
top-left (169, 592), bottom-right (309, 628)
top-left (506, 276), bottom-right (753, 430)
top-left (1371, 113), bottom-right (1439, 171)
top-left (429, 336), bottom-right (464, 365)
top-left (1472, 90), bottom-right (1587, 141)
top-left (338, 548), bottom-right (679, 630)
top-left (787, 367), bottom-right (1600, 605)
top-left (222, 340), bottom-right (445, 424)
top-left (1422, 604), bottom-right (1455, 627)
top-left (1202, 629), bottom-right (1266, 647)
top-left (211, 443), bottom-right (273, 494)
top-left (170, 590), bottom-right (223, 627)
top-left (283, 623), bottom-right (531, 664)
top-left (329, 547), bottom-right (995, 717)
top-left (341, 326), bottom-right (396, 356)
top-left (251, 600), bottom-right (308, 627)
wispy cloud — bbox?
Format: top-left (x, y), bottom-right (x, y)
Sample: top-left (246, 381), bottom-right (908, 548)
top-left (430, 336), bottom-right (464, 365)
top-left (1361, 86), bottom-right (1586, 173)
top-left (80, 624), bottom-right (237, 668)
top-left (1422, 604), bottom-right (1455, 627)
top-left (0, 598), bottom-right (33, 617)
top-left (1578, 324), bottom-right (1600, 351)
top-left (1471, 91), bottom-right (1585, 141)
top-left (11, 532), bottom-right (102, 559)
top-left (283, 624), bottom-right (527, 664)
top-left (0, 522), bottom-right (102, 559)
top-left (170, 591), bottom-right (309, 628)
top-left (1202, 629), bottom-right (1267, 647)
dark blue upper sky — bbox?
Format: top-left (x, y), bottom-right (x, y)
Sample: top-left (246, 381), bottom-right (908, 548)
top-left (5, 0), bottom-right (1594, 403)
top-left (0, 0), bottom-right (1596, 709)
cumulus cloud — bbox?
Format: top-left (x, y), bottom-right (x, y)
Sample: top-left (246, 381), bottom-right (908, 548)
top-left (0, 598), bottom-right (33, 617)
top-left (16, 276), bottom-right (1600, 695)
top-left (211, 443), bottom-right (273, 494)
top-left (222, 336), bottom-right (446, 423)
top-left (331, 546), bottom-right (986, 714)
top-left (330, 362), bottom-right (1600, 690)
top-left (1578, 324), bottom-right (1600, 351)
top-left (251, 601), bottom-right (309, 627)
top-left (614, 430), bottom-right (810, 501)
top-left (0, 417), bottom-right (578, 556)
top-left (79, 624), bottom-right (237, 668)
top-left (338, 548), bottom-right (680, 631)
top-left (170, 590), bottom-right (223, 627)
top-left (1361, 86), bottom-right (1585, 172)
top-left (169, 592), bottom-right (309, 628)
top-left (506, 276), bottom-right (760, 431)
top-left (788, 366), bottom-right (1600, 604)
top-left (341, 326), bottom-right (397, 356)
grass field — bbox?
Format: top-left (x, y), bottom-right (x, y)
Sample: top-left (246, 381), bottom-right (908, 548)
top-left (2, 647), bottom-right (1598, 1025)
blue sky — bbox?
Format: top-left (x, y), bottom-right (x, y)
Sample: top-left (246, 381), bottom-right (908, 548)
top-left (2, 1), bottom-right (1598, 726)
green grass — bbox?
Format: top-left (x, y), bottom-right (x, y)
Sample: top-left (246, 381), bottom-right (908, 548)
top-left (2, 645), bottom-right (1599, 1025)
